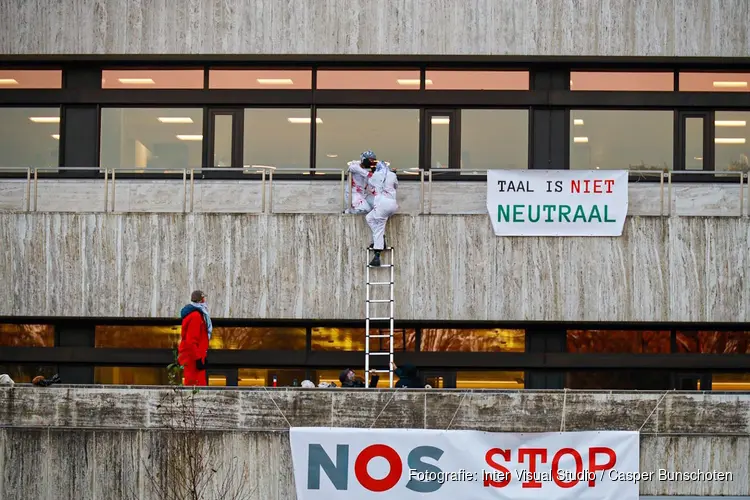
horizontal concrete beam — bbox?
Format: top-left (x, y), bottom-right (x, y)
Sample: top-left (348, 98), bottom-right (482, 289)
top-left (2, 213), bottom-right (750, 322)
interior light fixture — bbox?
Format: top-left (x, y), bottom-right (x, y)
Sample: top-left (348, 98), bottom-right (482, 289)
top-left (326, 153), bottom-right (338, 158)
top-left (118, 78), bottom-right (155, 84)
top-left (287, 117), bottom-right (322, 124)
top-left (713, 81), bottom-right (747, 88)
top-left (257, 78), bottom-right (294, 85)
top-left (573, 137), bottom-right (589, 143)
top-left (715, 138), bottom-right (746, 144)
top-left (176, 134), bottom-right (203, 141)
top-left (573, 119), bottom-right (584, 126)
top-left (715, 120), bottom-right (746, 127)
top-left (397, 79), bottom-right (433, 86)
top-left (431, 117), bottom-right (450, 125)
top-left (694, 157), bottom-right (703, 161)
top-left (0, 79), bottom-right (18, 85)
top-left (29, 117), bottom-right (60, 123)
top-left (51, 134), bottom-right (60, 140)
top-left (158, 117), bottom-right (194, 124)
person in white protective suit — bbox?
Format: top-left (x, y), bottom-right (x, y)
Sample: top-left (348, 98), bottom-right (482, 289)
top-left (343, 150), bottom-right (378, 214)
top-left (366, 159), bottom-right (398, 267)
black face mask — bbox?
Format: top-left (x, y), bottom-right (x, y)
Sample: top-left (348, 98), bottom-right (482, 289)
top-left (361, 158), bottom-right (375, 169)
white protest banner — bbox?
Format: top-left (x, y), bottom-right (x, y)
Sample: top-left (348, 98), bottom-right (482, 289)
top-left (486, 170), bottom-right (629, 236)
top-left (290, 428), bottom-right (640, 500)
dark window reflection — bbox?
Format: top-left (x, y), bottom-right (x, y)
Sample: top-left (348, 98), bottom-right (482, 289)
top-left (311, 327), bottom-right (416, 351)
top-left (713, 373), bottom-right (750, 391)
top-left (94, 366), bottom-right (169, 385)
top-left (421, 329), bottom-right (524, 352)
top-left (456, 371), bottom-right (525, 389)
top-left (567, 330), bottom-right (670, 353)
top-left (0, 364), bottom-right (56, 383)
top-left (0, 324), bottom-right (55, 347)
top-left (566, 370), bottom-right (672, 390)
top-left (95, 325), bottom-right (180, 349)
top-left (238, 368), bottom-right (308, 387)
top-left (676, 331), bottom-right (750, 354)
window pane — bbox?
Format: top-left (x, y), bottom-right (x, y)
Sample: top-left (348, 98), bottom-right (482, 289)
top-left (570, 72), bottom-right (673, 91)
top-left (715, 111), bottom-right (750, 171)
top-left (0, 107), bottom-right (60, 168)
top-left (567, 330), bottom-right (670, 353)
top-left (208, 374), bottom-right (227, 386)
top-left (94, 366), bottom-right (169, 385)
top-left (311, 327), bottom-right (416, 351)
top-left (0, 364), bottom-right (56, 383)
top-left (685, 117), bottom-right (704, 170)
top-left (713, 373), bottom-right (750, 391)
top-left (0, 70), bottom-right (62, 89)
top-left (461, 110), bottom-right (528, 170)
top-left (315, 109), bottom-right (419, 171)
top-left (238, 368), bottom-right (308, 387)
top-left (210, 327), bottom-right (306, 350)
top-left (100, 108), bottom-right (203, 170)
top-left (102, 69), bottom-right (204, 89)
top-left (456, 371), bottom-right (525, 389)
top-left (420, 329), bottom-right (525, 352)
top-left (209, 69), bottom-right (312, 89)
top-left (430, 115), bottom-right (450, 169)
top-left (243, 108), bottom-right (311, 170)
top-left (213, 114), bottom-right (233, 167)
top-left (426, 71), bottom-right (529, 90)
top-left (95, 325), bottom-right (180, 349)
top-left (569, 110), bottom-right (673, 170)
top-left (680, 72), bottom-right (750, 92)
top-left (316, 70), bottom-right (421, 90)
top-left (0, 324), bottom-right (55, 347)
top-left (676, 331), bottom-right (750, 354)
top-left (566, 370), bottom-right (672, 390)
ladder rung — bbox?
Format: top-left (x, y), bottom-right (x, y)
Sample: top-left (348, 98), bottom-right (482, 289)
top-left (368, 352), bottom-right (391, 356)
top-left (368, 264), bottom-right (394, 268)
top-left (368, 334), bottom-right (392, 338)
top-left (368, 247), bottom-right (394, 251)
top-left (367, 299), bottom-right (392, 303)
top-left (367, 282), bottom-right (393, 286)
top-left (368, 317), bottom-right (392, 321)
top-left (371, 369), bottom-right (392, 373)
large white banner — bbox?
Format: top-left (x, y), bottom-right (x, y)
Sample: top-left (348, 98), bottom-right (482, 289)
top-left (486, 170), bottom-right (629, 236)
top-left (290, 428), bottom-right (640, 500)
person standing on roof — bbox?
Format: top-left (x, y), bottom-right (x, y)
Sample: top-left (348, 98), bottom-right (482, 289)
top-left (366, 158), bottom-right (399, 267)
top-left (178, 290), bottom-right (212, 386)
top-left (344, 150), bottom-right (378, 214)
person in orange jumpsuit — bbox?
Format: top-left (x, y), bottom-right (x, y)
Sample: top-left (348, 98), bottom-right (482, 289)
top-left (178, 290), bottom-right (212, 386)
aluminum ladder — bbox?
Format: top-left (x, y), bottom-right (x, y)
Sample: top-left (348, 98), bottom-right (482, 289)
top-left (365, 246), bottom-right (395, 388)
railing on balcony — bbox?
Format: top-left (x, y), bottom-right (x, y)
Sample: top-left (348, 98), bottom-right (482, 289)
top-left (0, 167), bottom-right (746, 217)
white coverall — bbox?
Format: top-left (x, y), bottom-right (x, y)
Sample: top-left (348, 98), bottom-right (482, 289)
top-left (344, 161), bottom-right (376, 214)
top-left (365, 162), bottom-right (399, 250)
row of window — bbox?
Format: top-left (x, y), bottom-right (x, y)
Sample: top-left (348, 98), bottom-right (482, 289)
top-left (3, 68), bottom-right (750, 92)
top-left (3, 106), bottom-right (750, 172)
top-left (2, 364), bottom-right (748, 390)
top-left (3, 324), bottom-right (749, 354)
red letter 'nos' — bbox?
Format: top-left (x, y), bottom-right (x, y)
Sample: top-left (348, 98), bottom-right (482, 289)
top-left (484, 446), bottom-right (617, 489)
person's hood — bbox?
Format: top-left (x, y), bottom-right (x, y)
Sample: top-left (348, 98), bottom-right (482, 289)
top-left (396, 363), bottom-right (418, 378)
top-left (180, 303), bottom-right (201, 319)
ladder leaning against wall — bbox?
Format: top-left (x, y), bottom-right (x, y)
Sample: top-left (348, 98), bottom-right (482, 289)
top-left (364, 246), bottom-right (395, 388)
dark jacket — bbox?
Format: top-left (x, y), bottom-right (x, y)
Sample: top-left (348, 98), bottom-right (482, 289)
top-left (339, 369), bottom-right (379, 388)
top-left (394, 364), bottom-right (423, 388)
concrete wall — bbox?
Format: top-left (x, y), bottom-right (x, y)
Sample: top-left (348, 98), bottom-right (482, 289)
top-left (1, 178), bottom-right (747, 217)
top-left (0, 386), bottom-right (749, 498)
top-left (2, 212), bottom-right (750, 322)
top-left (1, 0), bottom-right (749, 57)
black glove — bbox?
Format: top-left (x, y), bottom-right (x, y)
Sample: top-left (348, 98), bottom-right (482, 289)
top-left (196, 358), bottom-right (207, 370)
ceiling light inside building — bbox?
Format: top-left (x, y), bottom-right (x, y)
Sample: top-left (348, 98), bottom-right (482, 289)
top-left (573, 137), bottom-right (589, 143)
top-left (29, 117), bottom-right (60, 123)
top-left (397, 79), bottom-right (433, 86)
top-left (256, 78), bottom-right (294, 85)
top-left (118, 78), bottom-right (155, 84)
top-left (158, 117), bottom-right (194, 123)
top-left (715, 138), bottom-right (746, 144)
top-left (287, 117), bottom-right (322, 124)
top-left (51, 134), bottom-right (60, 140)
top-left (0, 79), bottom-right (18, 85)
top-left (694, 157), bottom-right (703, 161)
top-left (326, 153), bottom-right (338, 158)
top-left (176, 134), bottom-right (203, 141)
top-left (573, 119), bottom-right (584, 125)
top-left (431, 117), bottom-right (450, 125)
top-left (715, 120), bottom-right (746, 127)
top-left (713, 81), bottom-right (747, 88)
